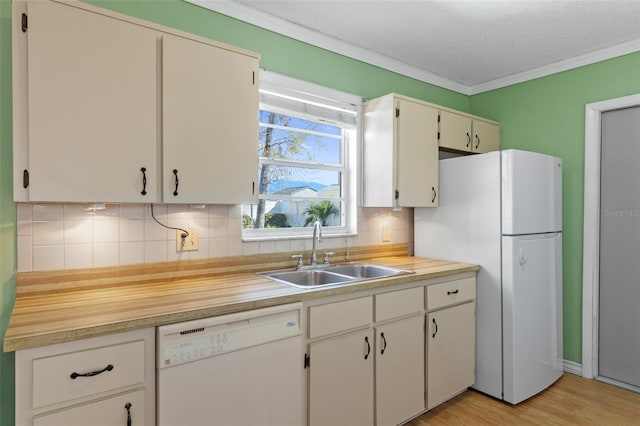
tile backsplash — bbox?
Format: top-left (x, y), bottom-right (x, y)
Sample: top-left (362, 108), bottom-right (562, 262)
top-left (17, 203), bottom-right (414, 272)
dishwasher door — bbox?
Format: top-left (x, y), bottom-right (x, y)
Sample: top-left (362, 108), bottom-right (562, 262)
top-left (157, 303), bottom-right (303, 426)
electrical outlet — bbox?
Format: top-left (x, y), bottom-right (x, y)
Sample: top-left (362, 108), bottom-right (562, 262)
top-left (382, 226), bottom-right (390, 242)
top-left (176, 229), bottom-right (199, 252)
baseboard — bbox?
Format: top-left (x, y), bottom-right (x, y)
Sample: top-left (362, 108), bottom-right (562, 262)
top-left (563, 359), bottom-right (583, 376)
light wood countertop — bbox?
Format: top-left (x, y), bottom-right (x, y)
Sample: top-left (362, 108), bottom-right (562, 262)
top-left (4, 245), bottom-right (478, 352)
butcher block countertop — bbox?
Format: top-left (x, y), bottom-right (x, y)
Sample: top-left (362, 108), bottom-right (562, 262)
top-left (4, 244), bottom-right (478, 352)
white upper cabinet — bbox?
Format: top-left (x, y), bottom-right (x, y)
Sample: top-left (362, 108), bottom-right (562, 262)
top-left (162, 35), bottom-right (259, 204)
top-left (439, 110), bottom-right (500, 154)
top-left (363, 94), bottom-right (439, 207)
top-left (13, 0), bottom-right (259, 204)
top-left (17, 0), bottom-right (159, 202)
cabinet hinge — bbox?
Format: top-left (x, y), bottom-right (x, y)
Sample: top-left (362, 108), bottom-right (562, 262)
top-left (23, 169), bottom-right (29, 189)
top-left (395, 108), bottom-right (400, 118)
top-left (394, 189), bottom-right (399, 200)
top-left (304, 353), bottom-right (310, 369)
top-left (438, 113), bottom-right (441, 123)
top-left (252, 181), bottom-right (255, 195)
top-left (21, 13), bottom-right (28, 32)
top-left (437, 131), bottom-right (440, 140)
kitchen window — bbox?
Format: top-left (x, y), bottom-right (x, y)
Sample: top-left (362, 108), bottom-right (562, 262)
top-left (242, 71), bottom-right (360, 239)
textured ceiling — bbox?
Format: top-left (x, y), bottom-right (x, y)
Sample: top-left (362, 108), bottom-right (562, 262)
top-left (232, 0), bottom-right (640, 92)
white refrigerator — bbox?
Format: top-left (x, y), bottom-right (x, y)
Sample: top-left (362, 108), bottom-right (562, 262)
top-left (415, 149), bottom-right (563, 404)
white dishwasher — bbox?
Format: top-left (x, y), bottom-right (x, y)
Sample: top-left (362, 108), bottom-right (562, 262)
top-left (157, 303), bottom-right (303, 426)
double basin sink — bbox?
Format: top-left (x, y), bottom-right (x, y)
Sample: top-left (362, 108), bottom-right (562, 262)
top-left (260, 264), bottom-right (414, 289)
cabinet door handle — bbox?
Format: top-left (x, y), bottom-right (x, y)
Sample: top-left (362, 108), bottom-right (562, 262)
top-left (432, 186), bottom-right (437, 203)
top-left (447, 289), bottom-right (459, 295)
top-left (364, 336), bottom-right (371, 360)
top-left (125, 402), bottom-right (132, 426)
top-left (172, 169), bottom-right (179, 196)
top-left (70, 363), bottom-right (113, 379)
top-left (140, 167), bottom-right (147, 195)
top-left (475, 134), bottom-right (480, 149)
top-left (432, 318), bottom-right (438, 338)
top-left (466, 132), bottom-right (471, 148)
top-left (380, 332), bottom-right (387, 355)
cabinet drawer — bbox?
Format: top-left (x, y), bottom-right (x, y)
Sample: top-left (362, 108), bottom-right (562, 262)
top-left (32, 340), bottom-right (145, 409)
top-left (427, 277), bottom-right (475, 311)
top-left (375, 286), bottom-right (424, 322)
top-left (309, 296), bottom-right (372, 339)
top-left (34, 388), bottom-right (145, 426)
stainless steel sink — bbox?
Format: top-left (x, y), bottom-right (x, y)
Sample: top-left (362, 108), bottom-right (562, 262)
top-left (262, 269), bottom-right (356, 288)
top-left (325, 264), bottom-right (413, 279)
top-left (260, 263), bottom-right (414, 288)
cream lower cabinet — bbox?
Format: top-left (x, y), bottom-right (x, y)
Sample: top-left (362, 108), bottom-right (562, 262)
top-left (15, 328), bottom-right (155, 426)
top-left (426, 277), bottom-right (476, 409)
top-left (307, 286), bottom-right (426, 426)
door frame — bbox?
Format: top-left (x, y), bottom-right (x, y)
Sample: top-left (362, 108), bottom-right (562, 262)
top-left (582, 93), bottom-right (640, 379)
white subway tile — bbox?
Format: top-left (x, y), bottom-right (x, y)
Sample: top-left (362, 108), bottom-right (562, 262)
top-left (259, 240), bottom-right (276, 254)
top-left (65, 244), bottom-right (93, 269)
top-left (33, 245), bottom-right (64, 271)
top-left (227, 238), bottom-right (243, 257)
top-left (144, 219), bottom-right (169, 241)
top-left (33, 204), bottom-right (63, 221)
top-left (63, 204), bottom-right (91, 221)
top-left (120, 219), bottom-right (144, 242)
top-left (209, 238), bottom-right (228, 258)
top-left (32, 221), bottom-right (64, 246)
top-left (120, 204), bottom-right (145, 220)
top-left (275, 240), bottom-right (290, 253)
top-left (17, 204), bottom-right (33, 237)
top-left (93, 219), bottom-right (119, 243)
top-left (17, 236), bottom-right (32, 272)
top-left (144, 240), bottom-right (167, 263)
top-left (93, 243), bottom-right (120, 267)
top-left (64, 219), bottom-right (93, 245)
top-left (227, 217), bottom-right (242, 237)
top-left (120, 241), bottom-right (144, 265)
top-left (242, 241), bottom-right (260, 256)
top-left (208, 205), bottom-right (227, 219)
top-left (92, 204), bottom-right (120, 220)
top-left (190, 217), bottom-right (209, 239)
top-left (209, 218), bottom-right (227, 238)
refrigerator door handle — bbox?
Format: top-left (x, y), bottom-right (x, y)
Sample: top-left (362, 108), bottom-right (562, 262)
top-left (518, 248), bottom-right (528, 265)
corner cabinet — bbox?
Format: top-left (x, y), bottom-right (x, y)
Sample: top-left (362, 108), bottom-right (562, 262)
top-left (13, 0), bottom-right (259, 204)
top-left (363, 94), bottom-right (439, 207)
top-left (15, 328), bottom-right (155, 426)
top-left (439, 110), bottom-right (500, 154)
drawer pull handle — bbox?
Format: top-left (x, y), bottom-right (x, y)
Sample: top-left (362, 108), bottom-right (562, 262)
top-left (125, 402), bottom-right (132, 426)
top-left (447, 289), bottom-right (459, 295)
top-left (380, 332), bottom-right (387, 355)
top-left (432, 318), bottom-right (438, 338)
top-left (173, 169), bottom-right (179, 196)
top-left (140, 167), bottom-right (147, 195)
top-left (70, 363), bottom-right (114, 379)
top-left (364, 336), bottom-right (371, 360)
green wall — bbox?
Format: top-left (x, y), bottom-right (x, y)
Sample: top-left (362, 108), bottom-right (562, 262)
top-left (1, 0), bottom-right (16, 424)
top-left (470, 53), bottom-right (640, 363)
top-left (0, 0), bottom-right (639, 423)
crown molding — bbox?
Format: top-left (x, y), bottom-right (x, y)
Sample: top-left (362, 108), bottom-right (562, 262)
top-left (185, 0), bottom-right (639, 97)
top-left (469, 39), bottom-right (640, 95)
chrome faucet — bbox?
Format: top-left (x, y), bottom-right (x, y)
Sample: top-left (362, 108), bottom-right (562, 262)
top-left (310, 220), bottom-right (322, 266)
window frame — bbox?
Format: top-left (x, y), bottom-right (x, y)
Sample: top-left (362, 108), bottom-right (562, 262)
top-left (242, 71), bottom-right (361, 241)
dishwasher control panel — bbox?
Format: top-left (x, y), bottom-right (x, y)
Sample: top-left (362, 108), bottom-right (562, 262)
top-left (157, 304), bottom-right (302, 368)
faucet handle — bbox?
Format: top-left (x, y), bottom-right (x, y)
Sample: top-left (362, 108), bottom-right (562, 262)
top-left (323, 252), bottom-right (336, 265)
top-left (291, 254), bottom-right (304, 269)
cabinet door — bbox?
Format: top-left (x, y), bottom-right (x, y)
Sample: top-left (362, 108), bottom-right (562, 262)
top-left (309, 329), bottom-right (374, 426)
top-left (33, 389), bottom-right (145, 426)
top-left (427, 302), bottom-right (475, 409)
top-left (376, 315), bottom-right (425, 426)
top-left (26, 0), bottom-right (158, 202)
top-left (439, 110), bottom-right (472, 152)
top-left (472, 119), bottom-right (500, 153)
top-left (163, 34), bottom-right (259, 204)
top-left (396, 99), bottom-right (439, 207)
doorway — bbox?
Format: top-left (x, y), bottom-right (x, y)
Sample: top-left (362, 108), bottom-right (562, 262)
top-left (582, 94), bottom-right (640, 393)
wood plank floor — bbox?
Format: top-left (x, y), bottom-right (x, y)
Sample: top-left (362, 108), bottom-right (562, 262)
top-left (407, 373), bottom-right (640, 425)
